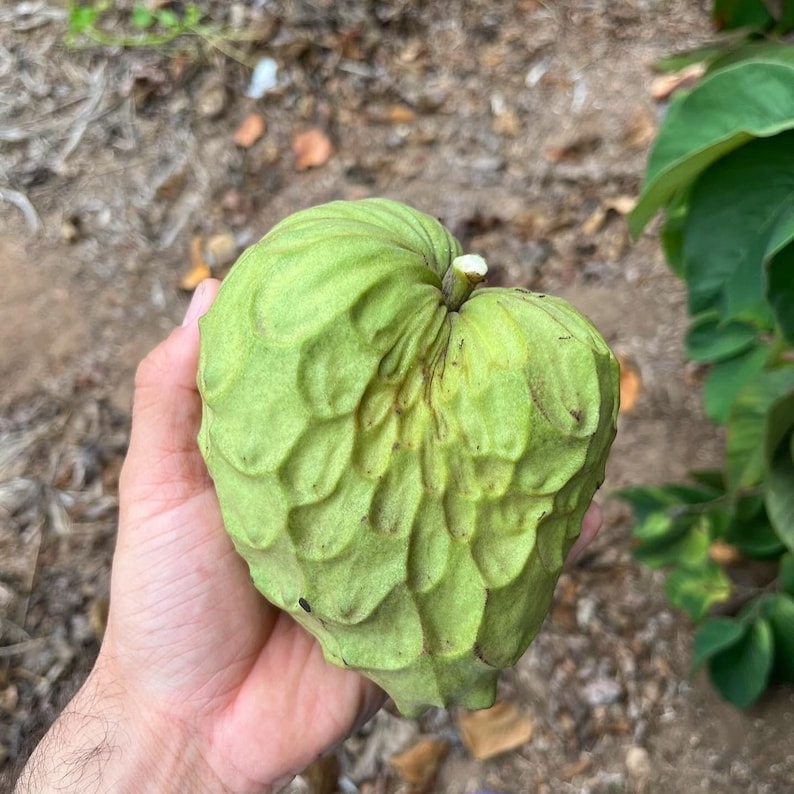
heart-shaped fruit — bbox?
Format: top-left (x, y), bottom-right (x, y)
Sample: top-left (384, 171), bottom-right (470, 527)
top-left (197, 198), bottom-right (619, 716)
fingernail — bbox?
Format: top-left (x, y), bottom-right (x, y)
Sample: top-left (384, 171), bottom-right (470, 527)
top-left (181, 281), bottom-right (206, 327)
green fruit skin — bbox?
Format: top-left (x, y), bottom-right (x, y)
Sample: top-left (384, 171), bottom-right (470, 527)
top-left (197, 198), bottom-right (619, 717)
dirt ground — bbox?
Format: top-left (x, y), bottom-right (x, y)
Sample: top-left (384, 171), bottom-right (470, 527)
top-left (1, 1), bottom-right (793, 792)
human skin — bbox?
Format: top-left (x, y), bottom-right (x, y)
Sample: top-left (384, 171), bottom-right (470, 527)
top-left (15, 279), bottom-right (602, 794)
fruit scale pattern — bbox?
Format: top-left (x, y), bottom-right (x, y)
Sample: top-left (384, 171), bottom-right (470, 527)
top-left (197, 199), bottom-right (619, 717)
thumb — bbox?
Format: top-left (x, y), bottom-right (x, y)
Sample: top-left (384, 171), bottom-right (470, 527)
top-left (120, 279), bottom-right (220, 514)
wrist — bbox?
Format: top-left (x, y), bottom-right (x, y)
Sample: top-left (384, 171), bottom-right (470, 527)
top-left (14, 660), bottom-right (233, 794)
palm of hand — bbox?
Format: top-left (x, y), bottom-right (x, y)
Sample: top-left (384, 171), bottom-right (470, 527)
top-left (100, 280), bottom-right (382, 792)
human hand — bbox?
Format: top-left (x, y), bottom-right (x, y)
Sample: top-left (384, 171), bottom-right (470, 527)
top-left (17, 279), bottom-right (602, 794)
top-left (99, 278), bottom-right (385, 792)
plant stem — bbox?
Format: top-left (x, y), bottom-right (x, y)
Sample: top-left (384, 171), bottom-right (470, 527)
top-left (441, 254), bottom-right (487, 311)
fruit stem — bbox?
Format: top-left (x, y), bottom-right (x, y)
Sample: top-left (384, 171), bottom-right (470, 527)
top-left (441, 254), bottom-right (488, 311)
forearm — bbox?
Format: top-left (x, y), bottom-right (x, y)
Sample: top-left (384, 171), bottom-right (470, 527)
top-left (14, 667), bottom-right (229, 794)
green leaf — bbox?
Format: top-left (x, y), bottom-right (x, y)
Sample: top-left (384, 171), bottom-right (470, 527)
top-left (778, 0), bottom-right (794, 31)
top-left (708, 38), bottom-right (794, 73)
top-left (633, 514), bottom-right (711, 570)
top-left (692, 617), bottom-right (746, 670)
top-left (712, 0), bottom-right (774, 30)
top-left (685, 311), bottom-right (758, 363)
top-left (629, 60), bottom-right (794, 236)
top-left (156, 9), bottom-right (181, 29)
top-left (708, 617), bottom-right (774, 707)
top-left (660, 189), bottom-right (689, 277)
top-left (702, 343), bottom-right (769, 424)
top-left (689, 469), bottom-right (726, 492)
top-left (766, 454), bottom-right (794, 553)
top-left (764, 594), bottom-right (794, 681)
top-left (130, 3), bottom-right (154, 28)
top-left (67, 3), bottom-right (99, 34)
top-left (765, 390), bottom-right (794, 466)
top-left (615, 484), bottom-right (721, 523)
top-left (682, 132), bottom-right (794, 322)
top-left (779, 553), bottom-right (794, 597)
top-left (183, 4), bottom-right (203, 27)
top-left (664, 561), bottom-right (732, 621)
top-left (725, 365), bottom-right (794, 494)
top-left (768, 243), bottom-right (794, 343)
top-left (724, 492), bottom-right (786, 557)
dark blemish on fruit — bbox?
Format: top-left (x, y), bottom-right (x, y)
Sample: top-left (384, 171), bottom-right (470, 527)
top-left (514, 287), bottom-right (530, 293)
top-left (472, 642), bottom-right (495, 666)
top-left (298, 597), bottom-right (311, 613)
top-left (569, 409), bottom-right (582, 422)
top-left (392, 441), bottom-right (401, 451)
top-left (458, 338), bottom-right (465, 350)
top-left (558, 335), bottom-right (572, 340)
top-left (360, 515), bottom-right (368, 523)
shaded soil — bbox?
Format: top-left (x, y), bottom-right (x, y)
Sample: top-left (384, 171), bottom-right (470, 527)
top-left (1, 2), bottom-right (792, 792)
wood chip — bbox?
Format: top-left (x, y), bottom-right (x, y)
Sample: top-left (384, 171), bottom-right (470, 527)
top-left (622, 108), bottom-right (656, 150)
top-left (301, 753), bottom-right (339, 794)
top-left (389, 737), bottom-right (449, 786)
top-left (292, 128), bottom-right (334, 171)
top-left (179, 235), bottom-right (212, 290)
top-left (650, 63), bottom-right (705, 101)
top-left (233, 113), bottom-right (266, 148)
top-left (709, 540), bottom-right (743, 566)
top-left (617, 354), bottom-right (642, 413)
top-left (457, 702), bottom-right (533, 760)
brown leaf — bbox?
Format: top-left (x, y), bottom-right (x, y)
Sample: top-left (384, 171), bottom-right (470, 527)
top-left (179, 235), bottom-right (211, 291)
top-left (544, 134), bottom-right (601, 163)
top-left (582, 196), bottom-right (635, 236)
top-left (650, 63), bottom-right (705, 101)
top-left (233, 113), bottom-right (266, 148)
top-left (389, 738), bottom-right (449, 786)
top-left (617, 354), bottom-right (642, 413)
top-left (622, 108), bottom-right (656, 150)
top-left (301, 753), bottom-right (339, 794)
top-left (204, 233), bottom-right (237, 268)
top-left (387, 104), bottom-right (416, 124)
top-left (709, 540), bottom-right (743, 566)
top-left (581, 205), bottom-right (607, 236)
top-left (561, 754), bottom-right (592, 780)
top-left (603, 195), bottom-right (636, 215)
top-left (457, 702), bottom-right (533, 760)
top-left (292, 128), bottom-right (334, 171)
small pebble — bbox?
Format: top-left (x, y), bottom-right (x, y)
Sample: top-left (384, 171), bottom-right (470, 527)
top-left (625, 745), bottom-right (651, 780)
top-left (245, 57), bottom-right (278, 98)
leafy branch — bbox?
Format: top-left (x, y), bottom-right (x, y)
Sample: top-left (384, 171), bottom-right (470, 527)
top-left (621, 1), bottom-right (794, 709)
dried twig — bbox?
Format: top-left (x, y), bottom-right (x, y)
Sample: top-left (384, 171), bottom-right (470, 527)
top-left (0, 188), bottom-right (42, 232)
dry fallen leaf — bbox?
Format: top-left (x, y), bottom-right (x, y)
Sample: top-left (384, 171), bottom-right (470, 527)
top-left (301, 753), bottom-right (339, 794)
top-left (233, 112), bottom-right (266, 148)
top-left (582, 196), bottom-right (636, 236)
top-left (292, 128), bottom-right (334, 170)
top-left (388, 104), bottom-right (416, 124)
top-left (581, 205), bottom-right (607, 236)
top-left (709, 540), bottom-right (743, 566)
top-left (617, 354), bottom-right (642, 413)
top-left (457, 701), bottom-right (533, 760)
top-left (544, 134), bottom-right (601, 163)
top-left (179, 235), bottom-right (212, 291)
top-left (205, 232), bottom-right (237, 268)
top-left (622, 108), bottom-right (656, 150)
top-left (650, 63), bottom-right (706, 101)
top-left (389, 738), bottom-right (449, 786)
top-left (561, 753), bottom-right (593, 780)
top-left (604, 195), bottom-right (637, 215)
